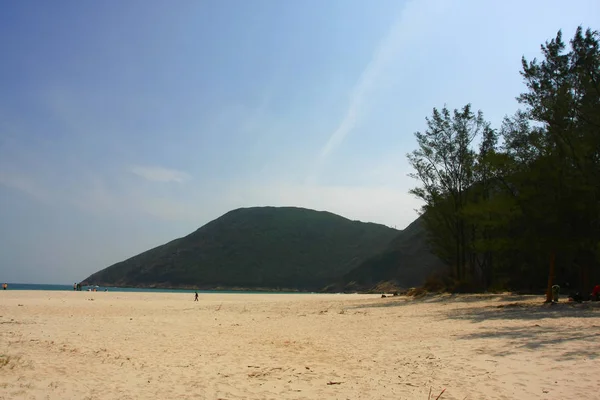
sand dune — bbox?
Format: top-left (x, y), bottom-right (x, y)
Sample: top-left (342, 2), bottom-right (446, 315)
top-left (1, 291), bottom-right (599, 399)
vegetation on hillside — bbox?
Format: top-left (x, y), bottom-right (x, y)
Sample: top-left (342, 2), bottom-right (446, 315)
top-left (336, 215), bottom-right (445, 291)
top-left (82, 207), bottom-right (399, 290)
top-left (407, 27), bottom-right (600, 299)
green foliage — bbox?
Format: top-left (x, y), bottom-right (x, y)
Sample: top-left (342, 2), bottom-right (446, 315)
top-left (407, 26), bottom-right (600, 294)
top-left (407, 103), bottom-right (491, 282)
top-left (82, 207), bottom-right (400, 291)
top-left (340, 215), bottom-right (446, 290)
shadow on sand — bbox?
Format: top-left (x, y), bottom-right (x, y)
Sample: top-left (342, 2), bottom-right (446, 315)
top-left (353, 294), bottom-right (600, 360)
top-left (446, 300), bottom-right (600, 322)
top-left (352, 293), bottom-right (600, 315)
top-left (447, 301), bottom-right (600, 360)
top-left (454, 323), bottom-right (600, 360)
top-left (350, 293), bottom-right (534, 310)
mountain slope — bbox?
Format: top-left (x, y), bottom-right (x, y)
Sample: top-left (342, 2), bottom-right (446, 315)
top-left (81, 206), bottom-right (399, 290)
top-left (339, 215), bottom-right (446, 290)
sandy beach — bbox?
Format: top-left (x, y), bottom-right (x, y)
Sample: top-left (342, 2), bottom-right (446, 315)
top-left (1, 291), bottom-right (599, 400)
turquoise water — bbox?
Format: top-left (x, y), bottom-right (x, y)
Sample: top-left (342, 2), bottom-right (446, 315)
top-left (2, 283), bottom-right (310, 294)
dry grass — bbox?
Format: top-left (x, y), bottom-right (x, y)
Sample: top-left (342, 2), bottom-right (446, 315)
top-left (0, 354), bottom-right (20, 370)
top-left (406, 287), bottom-right (428, 297)
top-left (427, 387), bottom-right (447, 399)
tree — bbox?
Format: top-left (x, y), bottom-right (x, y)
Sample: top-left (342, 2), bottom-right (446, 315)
top-left (516, 26), bottom-right (600, 301)
top-left (408, 104), bottom-right (489, 283)
top-left (462, 124), bottom-right (498, 288)
top-left (406, 26), bottom-right (600, 296)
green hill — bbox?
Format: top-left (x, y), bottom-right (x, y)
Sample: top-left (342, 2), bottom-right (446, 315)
top-left (337, 215), bottom-right (446, 291)
top-left (81, 206), bottom-right (400, 290)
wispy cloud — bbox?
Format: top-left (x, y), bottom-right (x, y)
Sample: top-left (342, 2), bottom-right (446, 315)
top-left (309, 0), bottom-right (449, 184)
top-left (0, 170), bottom-right (51, 202)
top-left (316, 14), bottom-right (405, 160)
top-left (130, 165), bottom-right (191, 183)
top-left (0, 157), bottom-right (421, 228)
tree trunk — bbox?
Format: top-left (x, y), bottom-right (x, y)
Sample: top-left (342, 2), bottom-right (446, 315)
top-left (482, 250), bottom-right (492, 290)
top-left (455, 219), bottom-right (461, 281)
top-left (460, 219), bottom-right (468, 280)
top-left (581, 262), bottom-right (590, 299)
top-left (545, 251), bottom-right (556, 303)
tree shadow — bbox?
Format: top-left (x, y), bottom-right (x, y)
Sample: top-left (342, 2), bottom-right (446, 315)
top-left (350, 294), bottom-right (600, 361)
top-left (454, 324), bottom-right (600, 360)
top-left (445, 301), bottom-right (600, 323)
top-left (350, 293), bottom-right (537, 310)
top-left (351, 293), bottom-right (600, 314)
top-left (446, 301), bottom-right (600, 360)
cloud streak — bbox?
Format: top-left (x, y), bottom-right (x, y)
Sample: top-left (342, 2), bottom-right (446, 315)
top-left (309, 0), bottom-right (449, 185)
top-left (0, 171), bottom-right (51, 202)
top-left (316, 10), bottom-right (408, 161)
top-left (130, 165), bottom-right (191, 183)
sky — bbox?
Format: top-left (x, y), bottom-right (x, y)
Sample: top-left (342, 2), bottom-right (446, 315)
top-left (1, 0), bottom-right (599, 284)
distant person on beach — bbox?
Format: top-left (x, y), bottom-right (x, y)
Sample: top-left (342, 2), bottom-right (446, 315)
top-left (568, 292), bottom-right (583, 303)
top-left (551, 284), bottom-right (560, 302)
top-left (2, 283), bottom-right (6, 290)
top-left (592, 285), bottom-right (600, 301)
top-left (194, 291), bottom-right (199, 301)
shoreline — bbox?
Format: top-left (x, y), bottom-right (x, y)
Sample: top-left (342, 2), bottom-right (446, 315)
top-left (5, 283), bottom-right (594, 304)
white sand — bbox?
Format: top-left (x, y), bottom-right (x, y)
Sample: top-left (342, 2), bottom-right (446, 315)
top-left (1, 290), bottom-right (599, 399)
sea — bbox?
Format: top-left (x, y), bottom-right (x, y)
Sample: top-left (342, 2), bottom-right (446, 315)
top-left (2, 283), bottom-right (310, 294)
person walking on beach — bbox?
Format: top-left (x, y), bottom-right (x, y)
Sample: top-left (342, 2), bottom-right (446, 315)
top-left (2, 283), bottom-right (7, 290)
top-left (194, 291), bottom-right (199, 301)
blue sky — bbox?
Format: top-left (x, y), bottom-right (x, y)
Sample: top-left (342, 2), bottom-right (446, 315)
top-left (1, 0), bottom-right (598, 284)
